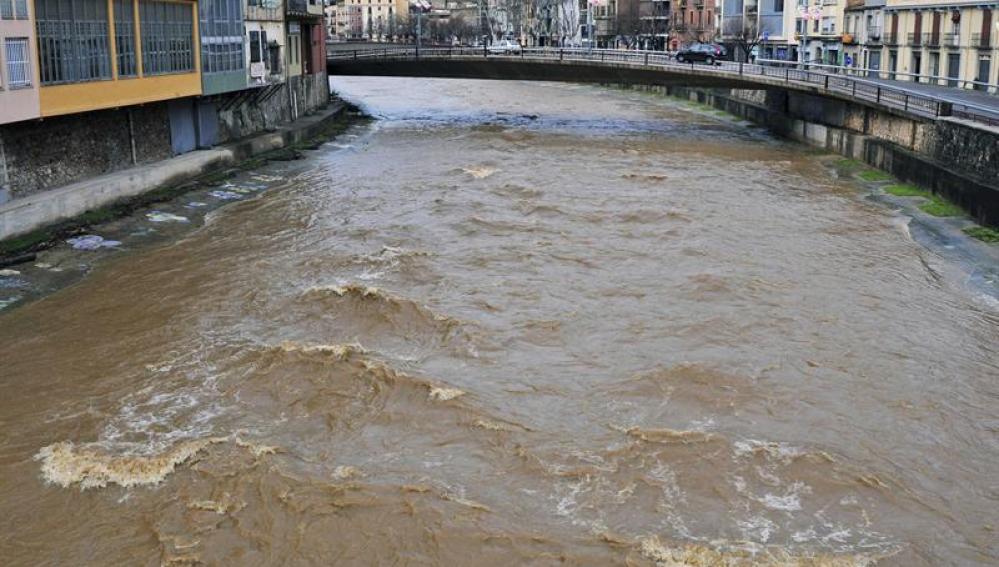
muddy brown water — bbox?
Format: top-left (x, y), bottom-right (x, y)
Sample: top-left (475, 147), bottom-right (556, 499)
top-left (1, 78), bottom-right (997, 566)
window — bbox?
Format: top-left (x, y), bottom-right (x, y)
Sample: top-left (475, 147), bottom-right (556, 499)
top-left (249, 29), bottom-right (263, 63)
top-left (267, 40), bottom-right (281, 74)
top-left (140, 0), bottom-right (194, 75)
top-left (35, 0), bottom-right (112, 84)
top-left (5, 37), bottom-right (31, 87)
top-left (114, 0), bottom-right (137, 77)
top-left (200, 0), bottom-right (245, 75)
top-left (0, 0), bottom-right (26, 19)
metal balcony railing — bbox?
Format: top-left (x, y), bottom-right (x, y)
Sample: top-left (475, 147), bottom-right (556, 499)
top-left (907, 32), bottom-right (921, 46)
top-left (883, 32), bottom-right (899, 45)
top-left (971, 33), bottom-right (991, 49)
top-left (925, 32), bottom-right (940, 47)
top-left (866, 26), bottom-right (881, 43)
top-left (943, 33), bottom-right (960, 47)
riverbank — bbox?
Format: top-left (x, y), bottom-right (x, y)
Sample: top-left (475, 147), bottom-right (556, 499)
top-left (0, 101), bottom-right (365, 256)
top-left (0, 101), bottom-right (369, 312)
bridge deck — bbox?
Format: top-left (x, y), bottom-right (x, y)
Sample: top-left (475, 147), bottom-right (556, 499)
top-left (328, 47), bottom-right (999, 128)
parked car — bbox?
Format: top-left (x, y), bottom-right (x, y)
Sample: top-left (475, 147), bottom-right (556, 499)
top-left (488, 40), bottom-right (522, 55)
top-left (675, 43), bottom-right (720, 65)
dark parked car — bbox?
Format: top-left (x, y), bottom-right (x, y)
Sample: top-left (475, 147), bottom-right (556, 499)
top-left (676, 43), bottom-right (720, 65)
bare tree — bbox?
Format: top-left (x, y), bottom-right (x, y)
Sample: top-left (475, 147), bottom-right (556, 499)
top-left (723, 15), bottom-right (760, 62)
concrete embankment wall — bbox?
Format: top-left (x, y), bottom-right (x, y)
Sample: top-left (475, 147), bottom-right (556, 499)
top-left (0, 74), bottom-right (338, 243)
top-left (0, 73), bottom-right (333, 243)
top-left (628, 85), bottom-right (999, 227)
top-left (0, 72), bottom-right (330, 205)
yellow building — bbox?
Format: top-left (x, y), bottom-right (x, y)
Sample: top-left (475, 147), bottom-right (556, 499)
top-left (36, 0), bottom-right (202, 118)
top-left (883, 0), bottom-right (997, 89)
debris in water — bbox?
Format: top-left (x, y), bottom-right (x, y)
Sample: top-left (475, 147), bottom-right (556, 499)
top-left (0, 295), bottom-right (21, 310)
top-left (146, 211), bottom-right (190, 223)
top-left (34, 262), bottom-right (64, 272)
top-left (0, 268), bottom-right (20, 276)
top-left (208, 190), bottom-right (243, 200)
top-left (186, 201), bottom-right (208, 208)
top-left (66, 235), bottom-right (122, 250)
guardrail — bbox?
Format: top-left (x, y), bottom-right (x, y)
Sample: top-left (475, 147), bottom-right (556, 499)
top-left (329, 47), bottom-right (999, 126)
top-left (756, 57), bottom-right (999, 99)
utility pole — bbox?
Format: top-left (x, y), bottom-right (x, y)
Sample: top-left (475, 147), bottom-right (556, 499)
top-left (588, 1), bottom-right (593, 52)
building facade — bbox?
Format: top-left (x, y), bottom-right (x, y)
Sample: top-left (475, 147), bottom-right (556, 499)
top-left (34, 0), bottom-right (202, 117)
top-left (882, 0), bottom-right (997, 88)
top-left (0, 0), bottom-right (331, 206)
top-left (669, 0), bottom-right (718, 50)
top-left (0, 0), bottom-right (40, 124)
top-left (333, 0), bottom-right (407, 40)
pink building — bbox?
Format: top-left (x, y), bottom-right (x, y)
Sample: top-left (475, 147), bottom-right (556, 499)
top-left (0, 0), bottom-right (41, 125)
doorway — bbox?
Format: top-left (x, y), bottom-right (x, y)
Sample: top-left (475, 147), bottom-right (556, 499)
top-left (976, 56), bottom-right (991, 90)
top-left (947, 53), bottom-right (961, 87)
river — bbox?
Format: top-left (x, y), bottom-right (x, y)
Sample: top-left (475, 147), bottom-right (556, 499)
top-left (0, 78), bottom-right (997, 566)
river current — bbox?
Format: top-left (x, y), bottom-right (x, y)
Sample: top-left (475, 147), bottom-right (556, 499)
top-left (1, 78), bottom-right (997, 566)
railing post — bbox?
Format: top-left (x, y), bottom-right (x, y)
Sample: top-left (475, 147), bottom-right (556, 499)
top-left (353, 50), bottom-right (357, 60)
top-left (938, 102), bottom-right (952, 117)
top-left (739, 62), bottom-right (743, 75)
top-left (876, 87), bottom-right (881, 103)
top-left (904, 96), bottom-right (909, 112)
top-left (852, 81), bottom-right (856, 97)
top-left (785, 68), bottom-right (789, 82)
top-left (560, 49), bottom-right (563, 62)
top-left (824, 75), bottom-right (829, 90)
top-left (644, 52), bottom-right (649, 66)
top-left (484, 43), bottom-right (487, 58)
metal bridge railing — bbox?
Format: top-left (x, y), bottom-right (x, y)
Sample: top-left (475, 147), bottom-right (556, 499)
top-left (329, 47), bottom-right (999, 126)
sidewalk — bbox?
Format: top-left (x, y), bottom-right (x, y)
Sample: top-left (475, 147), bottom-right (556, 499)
top-left (0, 104), bottom-right (347, 243)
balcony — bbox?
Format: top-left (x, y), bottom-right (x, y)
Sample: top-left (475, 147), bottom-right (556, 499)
top-left (924, 32), bottom-right (940, 47)
top-left (943, 32), bottom-right (960, 48)
top-left (883, 32), bottom-right (899, 46)
top-left (971, 33), bottom-right (992, 49)
top-left (866, 25), bottom-right (881, 43)
top-left (907, 32), bottom-right (921, 47)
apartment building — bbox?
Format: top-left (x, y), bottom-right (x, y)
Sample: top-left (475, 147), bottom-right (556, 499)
top-left (0, 0), bottom-right (331, 201)
top-left (721, 0), bottom-right (796, 60)
top-left (882, 0), bottom-right (997, 88)
top-left (793, 0), bottom-right (848, 64)
top-left (334, 0), bottom-right (407, 40)
top-left (669, 0), bottom-right (718, 49)
top-left (201, 0), bottom-right (247, 95)
top-left (842, 0), bottom-right (885, 72)
top-left (34, 0), bottom-right (202, 117)
top-left (0, 0), bottom-right (40, 124)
